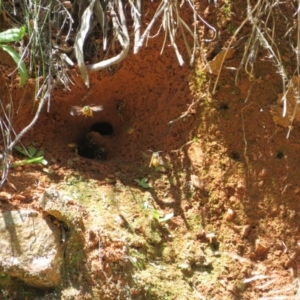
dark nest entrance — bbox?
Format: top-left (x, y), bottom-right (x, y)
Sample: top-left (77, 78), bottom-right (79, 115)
top-left (77, 122), bottom-right (114, 160)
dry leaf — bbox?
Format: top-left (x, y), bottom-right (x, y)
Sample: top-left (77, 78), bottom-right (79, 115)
top-left (270, 76), bottom-right (300, 127)
top-left (205, 48), bottom-right (236, 75)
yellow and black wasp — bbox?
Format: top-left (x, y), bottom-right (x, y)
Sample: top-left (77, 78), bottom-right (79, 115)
top-left (116, 100), bottom-right (125, 121)
top-left (149, 150), bottom-right (163, 168)
top-left (70, 105), bottom-right (103, 118)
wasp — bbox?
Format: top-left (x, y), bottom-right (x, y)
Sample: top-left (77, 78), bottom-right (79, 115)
top-left (126, 126), bottom-right (134, 134)
top-left (94, 146), bottom-right (108, 161)
top-left (149, 150), bottom-right (163, 168)
top-left (70, 105), bottom-right (103, 118)
top-left (116, 100), bottom-right (125, 121)
top-left (68, 143), bottom-right (79, 154)
top-left (68, 143), bottom-right (78, 148)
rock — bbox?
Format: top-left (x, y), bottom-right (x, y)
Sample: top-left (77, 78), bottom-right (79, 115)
top-left (61, 287), bottom-right (81, 299)
top-left (241, 225), bottom-right (251, 238)
top-left (178, 262), bottom-right (192, 275)
top-left (226, 208), bottom-right (235, 221)
top-left (191, 174), bottom-right (204, 190)
top-left (0, 191), bottom-right (12, 201)
top-left (255, 239), bottom-right (269, 256)
top-left (39, 189), bottom-right (85, 229)
top-left (0, 210), bottom-right (62, 288)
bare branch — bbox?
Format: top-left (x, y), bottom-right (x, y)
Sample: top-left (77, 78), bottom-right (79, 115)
top-left (87, 0), bottom-right (130, 71)
top-left (74, 0), bottom-right (96, 88)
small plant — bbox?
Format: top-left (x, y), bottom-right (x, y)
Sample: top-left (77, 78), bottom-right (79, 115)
top-left (0, 27), bottom-right (28, 87)
top-left (190, 69), bottom-right (206, 91)
top-left (13, 145), bottom-right (48, 167)
top-left (227, 23), bottom-right (236, 35)
top-left (134, 178), bottom-right (150, 189)
top-left (222, 0), bottom-right (232, 18)
top-left (152, 209), bottom-right (174, 223)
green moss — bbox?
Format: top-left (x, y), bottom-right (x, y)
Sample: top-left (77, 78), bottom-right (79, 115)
top-left (235, 279), bottom-right (246, 293)
top-left (129, 249), bottom-right (147, 271)
top-left (0, 279), bottom-right (58, 299)
top-left (144, 223), bottom-right (162, 245)
top-left (189, 69), bottom-right (207, 91)
top-left (0, 273), bottom-right (11, 289)
top-left (222, 0), bottom-right (233, 18)
top-left (187, 214), bottom-right (203, 232)
top-left (162, 246), bottom-right (176, 263)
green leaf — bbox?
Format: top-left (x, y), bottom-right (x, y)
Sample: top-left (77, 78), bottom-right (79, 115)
top-left (12, 145), bottom-right (47, 168)
top-left (141, 178), bottom-right (150, 188)
top-left (134, 178), bottom-right (150, 189)
top-left (9, 156), bottom-right (45, 168)
top-left (0, 27), bottom-right (25, 43)
top-left (134, 179), bottom-right (141, 186)
top-left (14, 146), bottom-right (46, 163)
top-left (151, 210), bottom-right (174, 223)
top-left (36, 149), bottom-right (45, 157)
top-left (14, 145), bottom-right (29, 157)
top-left (0, 45), bottom-right (28, 87)
top-left (32, 157), bottom-right (48, 166)
top-left (151, 209), bottom-right (160, 221)
top-left (27, 145), bottom-right (37, 157)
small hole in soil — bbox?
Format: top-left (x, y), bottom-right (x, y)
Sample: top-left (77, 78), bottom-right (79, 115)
top-left (276, 151), bottom-right (284, 159)
top-left (77, 123), bottom-right (113, 160)
top-left (219, 103), bottom-right (229, 110)
top-left (77, 135), bottom-right (109, 161)
top-left (90, 122), bottom-right (114, 135)
top-left (229, 152), bottom-right (240, 161)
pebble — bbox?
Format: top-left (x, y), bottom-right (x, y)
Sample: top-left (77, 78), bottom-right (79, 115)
top-left (241, 225), bottom-right (251, 238)
top-left (0, 192), bottom-right (12, 201)
top-left (259, 168), bottom-right (267, 177)
top-left (255, 239), bottom-right (269, 256)
top-left (229, 196), bottom-right (237, 204)
top-left (14, 194), bottom-right (27, 201)
top-left (115, 215), bottom-right (125, 227)
top-left (226, 208), bottom-right (235, 221)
